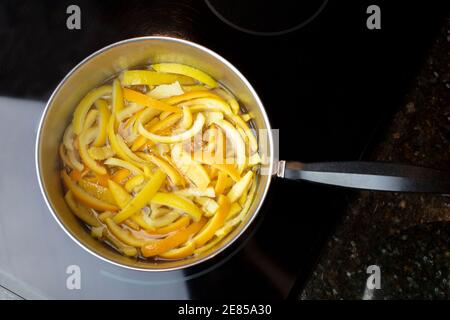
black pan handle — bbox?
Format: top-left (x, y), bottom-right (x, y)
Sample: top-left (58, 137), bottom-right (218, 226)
top-left (277, 161), bottom-right (450, 193)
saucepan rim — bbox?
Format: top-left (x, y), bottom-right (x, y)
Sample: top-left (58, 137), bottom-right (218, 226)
top-left (35, 36), bottom-right (274, 272)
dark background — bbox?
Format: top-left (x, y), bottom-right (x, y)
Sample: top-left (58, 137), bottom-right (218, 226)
top-left (0, 1), bottom-right (448, 298)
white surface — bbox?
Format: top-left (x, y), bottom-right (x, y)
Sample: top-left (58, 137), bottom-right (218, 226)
top-left (0, 97), bottom-right (189, 299)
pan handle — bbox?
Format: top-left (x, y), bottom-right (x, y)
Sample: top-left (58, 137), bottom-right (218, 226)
top-left (276, 160), bottom-right (450, 193)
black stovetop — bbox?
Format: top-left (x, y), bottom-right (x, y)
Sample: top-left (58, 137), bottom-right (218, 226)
top-left (1, 0), bottom-right (447, 299)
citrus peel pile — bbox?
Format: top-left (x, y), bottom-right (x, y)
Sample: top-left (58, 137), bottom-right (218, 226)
top-left (59, 63), bottom-right (260, 260)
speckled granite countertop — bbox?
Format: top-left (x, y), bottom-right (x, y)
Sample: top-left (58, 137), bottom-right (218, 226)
top-left (300, 19), bottom-right (450, 299)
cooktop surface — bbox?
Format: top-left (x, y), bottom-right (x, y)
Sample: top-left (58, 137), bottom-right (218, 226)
top-left (0, 0), bottom-right (447, 299)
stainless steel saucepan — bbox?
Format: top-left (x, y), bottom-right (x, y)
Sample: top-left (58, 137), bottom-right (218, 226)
top-left (36, 37), bottom-right (450, 271)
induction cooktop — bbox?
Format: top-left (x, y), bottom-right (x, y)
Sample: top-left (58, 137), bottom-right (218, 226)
top-left (0, 0), bottom-right (447, 299)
